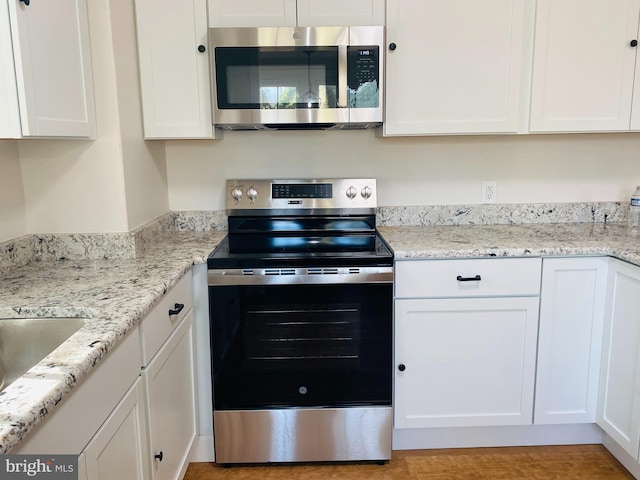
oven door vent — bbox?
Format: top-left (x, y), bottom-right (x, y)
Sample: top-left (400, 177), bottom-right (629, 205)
top-left (308, 268), bottom-right (339, 275)
top-left (264, 268), bottom-right (296, 276)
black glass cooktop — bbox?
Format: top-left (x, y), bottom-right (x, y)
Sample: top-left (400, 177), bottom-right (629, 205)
top-left (208, 214), bottom-right (393, 269)
top-left (207, 232), bottom-right (393, 269)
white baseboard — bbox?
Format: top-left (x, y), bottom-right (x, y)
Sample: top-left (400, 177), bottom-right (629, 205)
top-left (393, 423), bottom-right (603, 450)
top-left (189, 434), bottom-right (215, 462)
top-left (603, 433), bottom-right (640, 479)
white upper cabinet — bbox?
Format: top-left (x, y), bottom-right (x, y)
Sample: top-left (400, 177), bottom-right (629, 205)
top-left (208, 0), bottom-right (297, 27)
top-left (297, 0), bottom-right (384, 26)
top-left (208, 0), bottom-right (383, 27)
top-left (530, 0), bottom-right (640, 132)
top-left (1, 0), bottom-right (95, 138)
top-left (135, 0), bottom-right (216, 139)
top-left (384, 0), bottom-right (531, 136)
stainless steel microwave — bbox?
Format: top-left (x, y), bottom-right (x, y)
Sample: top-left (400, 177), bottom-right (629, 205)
top-left (209, 26), bottom-right (384, 130)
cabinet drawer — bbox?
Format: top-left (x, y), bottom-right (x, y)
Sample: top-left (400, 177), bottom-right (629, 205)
top-left (140, 272), bottom-right (193, 365)
top-left (395, 258), bottom-right (542, 298)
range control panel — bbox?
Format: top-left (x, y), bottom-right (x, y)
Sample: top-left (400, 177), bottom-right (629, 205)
top-left (226, 178), bottom-right (378, 211)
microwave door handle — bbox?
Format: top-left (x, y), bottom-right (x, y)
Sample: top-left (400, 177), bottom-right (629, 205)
top-left (338, 45), bottom-right (348, 108)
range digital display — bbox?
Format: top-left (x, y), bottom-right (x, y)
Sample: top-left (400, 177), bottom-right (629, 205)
top-left (272, 183), bottom-right (333, 199)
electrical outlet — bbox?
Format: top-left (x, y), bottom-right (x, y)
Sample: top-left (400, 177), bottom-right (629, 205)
top-left (481, 181), bottom-right (497, 204)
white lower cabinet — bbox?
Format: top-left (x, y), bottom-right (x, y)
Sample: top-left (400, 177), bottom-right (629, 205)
top-left (535, 257), bottom-right (608, 424)
top-left (395, 296), bottom-right (539, 428)
top-left (143, 310), bottom-right (197, 480)
top-left (394, 258), bottom-right (542, 429)
top-left (82, 379), bottom-right (150, 480)
top-left (13, 271), bottom-right (198, 480)
top-left (597, 258), bottom-right (640, 459)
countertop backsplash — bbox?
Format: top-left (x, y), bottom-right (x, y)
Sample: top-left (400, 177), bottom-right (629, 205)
top-left (0, 201), bottom-right (628, 275)
top-left (377, 201), bottom-right (626, 227)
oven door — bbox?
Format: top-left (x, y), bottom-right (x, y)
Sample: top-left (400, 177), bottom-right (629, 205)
top-left (208, 276), bottom-right (392, 410)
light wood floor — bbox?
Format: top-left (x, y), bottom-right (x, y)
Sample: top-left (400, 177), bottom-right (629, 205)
top-left (184, 445), bottom-right (634, 480)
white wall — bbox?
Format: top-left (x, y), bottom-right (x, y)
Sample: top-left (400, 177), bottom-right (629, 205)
top-left (110, 0), bottom-right (169, 230)
top-left (0, 140), bottom-right (25, 242)
top-left (166, 130), bottom-right (640, 210)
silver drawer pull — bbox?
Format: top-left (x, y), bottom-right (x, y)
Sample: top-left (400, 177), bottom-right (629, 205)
top-left (456, 275), bottom-right (481, 282)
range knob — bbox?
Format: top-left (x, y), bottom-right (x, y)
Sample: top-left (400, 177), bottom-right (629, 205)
top-left (361, 186), bottom-right (373, 199)
top-left (346, 186), bottom-right (357, 199)
top-left (231, 187), bottom-right (243, 201)
top-left (247, 187), bottom-right (258, 202)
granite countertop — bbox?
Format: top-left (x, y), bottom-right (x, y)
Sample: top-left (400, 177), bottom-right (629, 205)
top-left (2, 221), bottom-right (640, 453)
top-left (0, 230), bottom-right (226, 453)
top-left (378, 222), bottom-right (640, 265)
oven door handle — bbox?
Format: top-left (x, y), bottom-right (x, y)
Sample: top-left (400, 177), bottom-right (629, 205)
top-left (208, 267), bottom-right (393, 286)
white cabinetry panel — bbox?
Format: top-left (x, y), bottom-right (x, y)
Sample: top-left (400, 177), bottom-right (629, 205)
top-left (395, 296), bottom-right (540, 429)
top-left (384, 0), bottom-right (529, 136)
top-left (598, 258), bottom-right (640, 459)
top-left (297, 0), bottom-right (384, 26)
top-left (208, 0), bottom-right (297, 27)
top-left (395, 258), bottom-right (541, 298)
top-left (83, 380), bottom-right (150, 480)
top-left (535, 257), bottom-right (608, 424)
top-left (135, 0), bottom-right (215, 139)
top-left (530, 0), bottom-right (640, 132)
top-left (3, 0), bottom-right (95, 138)
top-left (208, 0), bottom-right (381, 27)
top-left (144, 310), bottom-right (196, 480)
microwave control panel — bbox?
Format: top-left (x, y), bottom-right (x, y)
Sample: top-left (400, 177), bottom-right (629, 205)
top-left (348, 47), bottom-right (380, 108)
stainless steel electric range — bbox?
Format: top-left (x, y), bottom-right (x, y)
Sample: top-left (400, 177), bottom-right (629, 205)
top-left (207, 178), bottom-right (393, 465)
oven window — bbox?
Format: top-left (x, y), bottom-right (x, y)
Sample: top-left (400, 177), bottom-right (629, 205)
top-left (209, 283), bottom-right (391, 409)
top-left (244, 303), bottom-right (361, 370)
top-left (215, 47), bottom-right (339, 110)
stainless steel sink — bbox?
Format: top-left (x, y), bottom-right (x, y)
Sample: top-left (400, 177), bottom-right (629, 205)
top-left (0, 318), bottom-right (86, 392)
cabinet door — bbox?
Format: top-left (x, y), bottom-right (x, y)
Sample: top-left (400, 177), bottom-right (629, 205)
top-left (0, 0), bottom-right (21, 138)
top-left (394, 297), bottom-right (540, 429)
top-left (384, 0), bottom-right (528, 136)
top-left (535, 257), bottom-right (608, 424)
top-left (144, 311), bottom-right (196, 480)
top-left (208, 0), bottom-right (297, 27)
top-left (83, 379), bottom-right (150, 480)
top-left (7, 0), bottom-right (96, 137)
top-left (530, 0), bottom-right (640, 132)
top-left (597, 259), bottom-right (640, 459)
top-left (135, 0), bottom-right (215, 139)
top-left (297, 0), bottom-right (384, 26)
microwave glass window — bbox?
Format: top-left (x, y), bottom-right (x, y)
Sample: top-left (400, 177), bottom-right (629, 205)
top-left (215, 47), bottom-right (339, 110)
